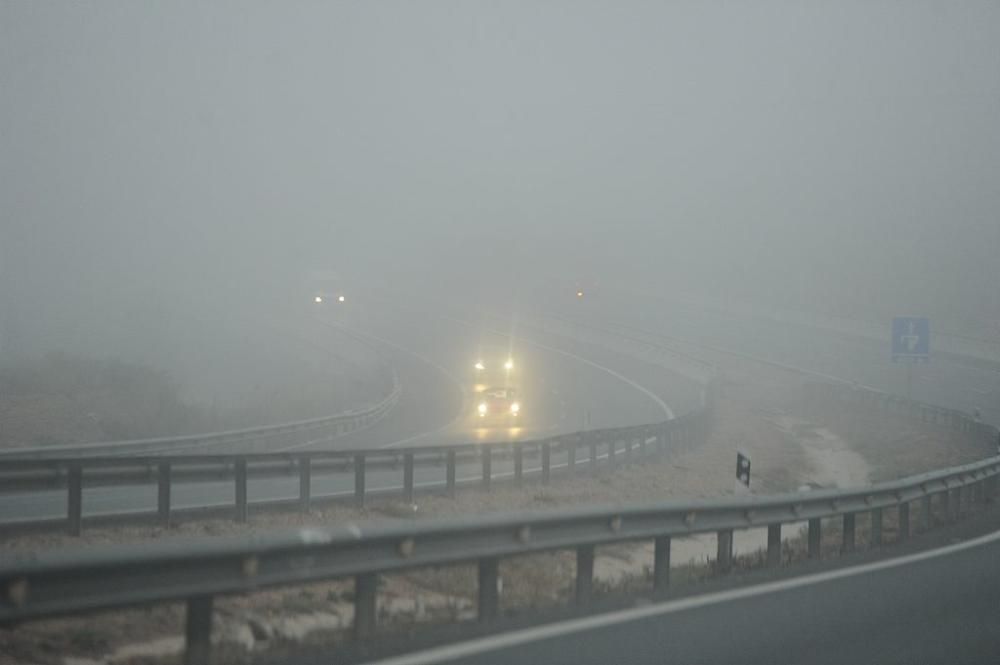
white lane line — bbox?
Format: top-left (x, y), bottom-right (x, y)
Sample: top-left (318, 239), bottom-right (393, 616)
top-left (347, 331), bottom-right (468, 449)
top-left (312, 316), bottom-right (469, 450)
top-left (521, 337), bottom-right (674, 420)
top-left (442, 315), bottom-right (674, 421)
top-left (364, 526), bottom-right (1000, 665)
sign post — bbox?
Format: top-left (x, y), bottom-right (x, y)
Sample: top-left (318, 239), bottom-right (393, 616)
top-left (892, 317), bottom-right (930, 399)
top-left (736, 451), bottom-right (751, 488)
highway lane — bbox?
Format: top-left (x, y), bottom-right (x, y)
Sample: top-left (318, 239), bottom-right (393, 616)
top-left (0, 302), bottom-right (687, 524)
top-left (369, 527), bottom-right (1000, 665)
top-left (319, 299), bottom-right (707, 446)
top-left (552, 292), bottom-right (1000, 426)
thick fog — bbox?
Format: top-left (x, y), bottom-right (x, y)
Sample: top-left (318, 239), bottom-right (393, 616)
top-left (3, 1), bottom-right (999, 381)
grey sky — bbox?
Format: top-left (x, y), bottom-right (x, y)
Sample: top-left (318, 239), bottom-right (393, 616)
top-left (2, 1), bottom-right (999, 364)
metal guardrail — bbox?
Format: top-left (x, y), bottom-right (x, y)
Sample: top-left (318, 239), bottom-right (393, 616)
top-left (0, 372), bottom-right (402, 460)
top-left (2, 311), bottom-right (999, 664)
top-left (0, 412), bottom-right (712, 535)
top-left (803, 381), bottom-right (1000, 445)
top-left (0, 313), bottom-right (724, 535)
top-left (2, 451), bottom-right (998, 664)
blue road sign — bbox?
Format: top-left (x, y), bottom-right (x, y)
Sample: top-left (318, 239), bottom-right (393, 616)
top-left (892, 317), bottom-right (929, 362)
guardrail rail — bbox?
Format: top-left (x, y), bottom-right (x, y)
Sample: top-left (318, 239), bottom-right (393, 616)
top-left (4, 314), bottom-right (999, 665)
top-left (0, 373), bottom-right (401, 460)
top-left (2, 451), bottom-right (998, 665)
top-left (0, 411), bottom-right (712, 535)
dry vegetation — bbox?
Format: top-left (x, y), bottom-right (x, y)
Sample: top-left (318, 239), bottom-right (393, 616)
top-left (0, 353), bottom-right (381, 450)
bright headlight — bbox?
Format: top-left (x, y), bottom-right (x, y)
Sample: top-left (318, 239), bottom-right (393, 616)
top-left (478, 403), bottom-right (488, 416)
top-left (504, 359), bottom-right (514, 370)
top-left (510, 402), bottom-right (520, 414)
top-left (474, 361), bottom-right (485, 371)
top-left (314, 295), bottom-right (323, 304)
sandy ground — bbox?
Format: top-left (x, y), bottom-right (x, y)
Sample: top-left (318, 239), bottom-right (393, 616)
top-left (1, 354), bottom-right (990, 665)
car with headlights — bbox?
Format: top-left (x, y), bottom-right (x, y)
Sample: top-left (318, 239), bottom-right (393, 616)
top-left (476, 386), bottom-right (521, 420)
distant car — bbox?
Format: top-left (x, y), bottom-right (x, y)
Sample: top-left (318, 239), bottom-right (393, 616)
top-left (476, 386), bottom-right (521, 420)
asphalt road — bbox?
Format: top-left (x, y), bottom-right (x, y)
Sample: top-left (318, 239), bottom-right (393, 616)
top-left (380, 525), bottom-right (1000, 665)
top-left (0, 301), bottom-right (687, 524)
top-left (554, 292), bottom-right (1000, 426)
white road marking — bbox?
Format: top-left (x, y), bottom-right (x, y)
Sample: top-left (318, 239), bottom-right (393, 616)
top-left (523, 337), bottom-right (674, 420)
top-left (442, 314), bottom-right (674, 421)
top-left (365, 527), bottom-right (1000, 665)
top-left (312, 315), bottom-right (469, 450)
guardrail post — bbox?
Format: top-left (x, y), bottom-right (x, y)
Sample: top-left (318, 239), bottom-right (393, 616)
top-left (607, 440), bottom-right (616, 468)
top-left (67, 464), bottom-right (83, 536)
top-left (639, 433), bottom-right (646, 457)
top-left (623, 437), bottom-right (632, 464)
top-left (767, 524), bottom-right (781, 567)
top-left (941, 489), bottom-right (953, 522)
top-left (807, 519), bottom-right (821, 559)
top-left (576, 545), bottom-right (594, 603)
top-left (541, 443), bottom-right (551, 483)
top-left (567, 442), bottom-right (576, 473)
top-left (842, 513), bottom-right (855, 553)
top-left (354, 455), bottom-right (366, 508)
top-left (514, 445), bottom-right (523, 485)
top-left (354, 572), bottom-right (377, 639)
top-left (235, 460), bottom-right (248, 523)
top-left (446, 450), bottom-right (456, 498)
top-left (478, 557), bottom-right (500, 621)
top-left (299, 457), bottom-right (311, 513)
top-left (158, 463), bottom-right (171, 526)
top-left (654, 536), bottom-right (671, 590)
top-left (481, 448), bottom-right (492, 490)
top-left (898, 502), bottom-right (910, 541)
top-left (716, 529), bottom-right (733, 573)
top-left (589, 439), bottom-right (598, 475)
top-left (920, 496), bottom-right (931, 531)
top-left (871, 508), bottom-right (883, 546)
top-left (403, 453), bottom-right (415, 503)
top-left (184, 595), bottom-right (213, 665)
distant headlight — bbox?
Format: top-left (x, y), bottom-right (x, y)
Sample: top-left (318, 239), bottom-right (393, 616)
top-left (478, 403), bottom-right (488, 416)
top-left (474, 361), bottom-right (485, 371)
top-left (314, 296), bottom-right (323, 304)
top-left (504, 359), bottom-right (514, 370)
top-left (510, 402), bottom-right (520, 414)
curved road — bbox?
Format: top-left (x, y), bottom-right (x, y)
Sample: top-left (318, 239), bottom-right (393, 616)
top-left (548, 291), bottom-right (1000, 426)
top-left (0, 299), bottom-right (694, 524)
